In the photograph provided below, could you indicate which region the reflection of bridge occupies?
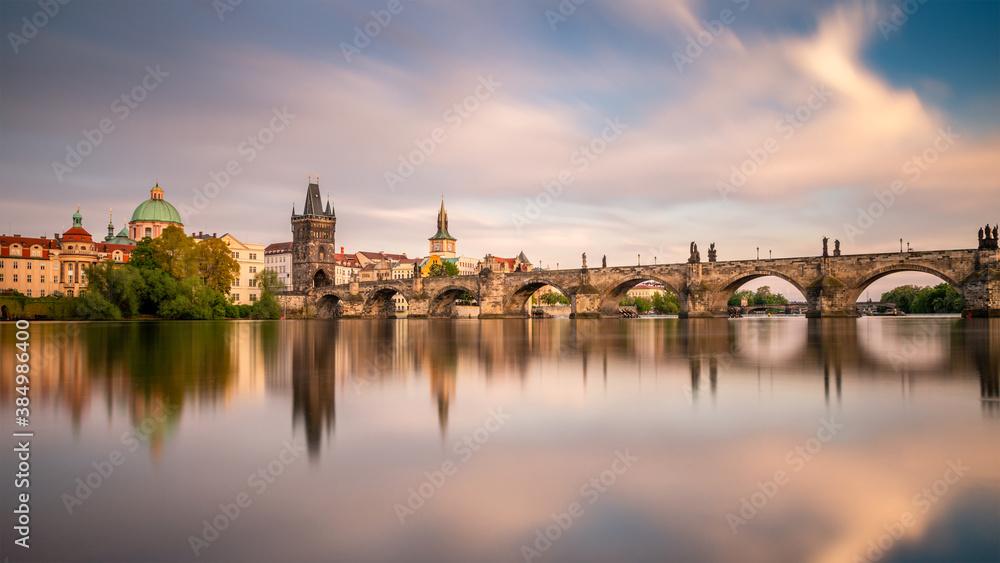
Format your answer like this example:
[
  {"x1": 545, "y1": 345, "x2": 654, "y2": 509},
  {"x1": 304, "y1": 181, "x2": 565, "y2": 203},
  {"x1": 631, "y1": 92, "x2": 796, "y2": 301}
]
[{"x1": 306, "y1": 245, "x2": 998, "y2": 318}]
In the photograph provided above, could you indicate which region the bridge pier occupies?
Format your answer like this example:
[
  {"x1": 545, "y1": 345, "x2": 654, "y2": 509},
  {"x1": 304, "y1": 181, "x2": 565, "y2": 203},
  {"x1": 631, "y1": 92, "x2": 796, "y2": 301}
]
[
  {"x1": 681, "y1": 282, "x2": 727, "y2": 318},
  {"x1": 570, "y1": 287, "x2": 604, "y2": 319},
  {"x1": 477, "y1": 268, "x2": 506, "y2": 319},
  {"x1": 805, "y1": 275, "x2": 858, "y2": 318},
  {"x1": 961, "y1": 249, "x2": 999, "y2": 317}
]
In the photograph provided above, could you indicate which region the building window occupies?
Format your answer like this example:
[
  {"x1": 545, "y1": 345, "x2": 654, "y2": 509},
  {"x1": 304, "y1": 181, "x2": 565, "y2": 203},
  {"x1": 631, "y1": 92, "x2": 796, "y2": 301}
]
[
  {"x1": 27, "y1": 275, "x2": 31, "y2": 283},
  {"x1": 27, "y1": 262, "x2": 32, "y2": 269},
  {"x1": 53, "y1": 275, "x2": 58, "y2": 283},
  {"x1": 0, "y1": 274, "x2": 3, "y2": 282},
  {"x1": 26, "y1": 289, "x2": 31, "y2": 297},
  {"x1": 233, "y1": 251, "x2": 240, "y2": 259},
  {"x1": 145, "y1": 227, "x2": 152, "y2": 238},
  {"x1": 13, "y1": 261, "x2": 18, "y2": 269},
  {"x1": 250, "y1": 294, "x2": 257, "y2": 302},
  {"x1": 249, "y1": 253, "x2": 257, "y2": 260},
  {"x1": 39, "y1": 290, "x2": 45, "y2": 297},
  {"x1": 0, "y1": 260, "x2": 4, "y2": 268},
  {"x1": 68, "y1": 290, "x2": 73, "y2": 297},
  {"x1": 12, "y1": 274, "x2": 17, "y2": 282},
  {"x1": 40, "y1": 264, "x2": 45, "y2": 270},
  {"x1": 233, "y1": 279, "x2": 239, "y2": 287},
  {"x1": 234, "y1": 295, "x2": 239, "y2": 302},
  {"x1": 40, "y1": 275, "x2": 45, "y2": 283}
]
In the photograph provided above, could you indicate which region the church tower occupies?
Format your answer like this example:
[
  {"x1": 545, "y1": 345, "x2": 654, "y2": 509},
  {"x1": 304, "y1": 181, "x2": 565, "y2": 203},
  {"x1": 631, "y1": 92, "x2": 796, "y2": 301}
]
[
  {"x1": 291, "y1": 178, "x2": 336, "y2": 291},
  {"x1": 428, "y1": 196, "x2": 457, "y2": 259}
]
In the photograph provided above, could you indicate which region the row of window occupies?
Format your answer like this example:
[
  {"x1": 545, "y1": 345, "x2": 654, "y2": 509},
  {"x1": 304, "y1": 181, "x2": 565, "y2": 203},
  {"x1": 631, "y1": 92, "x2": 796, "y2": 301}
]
[
  {"x1": 232, "y1": 294, "x2": 258, "y2": 303},
  {"x1": 0, "y1": 260, "x2": 49, "y2": 269},
  {"x1": 230, "y1": 251, "x2": 261, "y2": 260}
]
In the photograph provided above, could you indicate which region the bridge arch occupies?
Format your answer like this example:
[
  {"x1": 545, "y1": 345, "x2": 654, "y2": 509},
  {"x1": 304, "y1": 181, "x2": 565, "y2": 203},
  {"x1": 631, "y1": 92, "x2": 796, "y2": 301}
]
[
  {"x1": 506, "y1": 278, "x2": 573, "y2": 316},
  {"x1": 363, "y1": 284, "x2": 411, "y2": 318},
  {"x1": 845, "y1": 264, "x2": 962, "y2": 304},
  {"x1": 316, "y1": 293, "x2": 343, "y2": 318},
  {"x1": 599, "y1": 276, "x2": 685, "y2": 316},
  {"x1": 710, "y1": 270, "x2": 808, "y2": 310},
  {"x1": 313, "y1": 269, "x2": 332, "y2": 288},
  {"x1": 429, "y1": 284, "x2": 480, "y2": 317}
]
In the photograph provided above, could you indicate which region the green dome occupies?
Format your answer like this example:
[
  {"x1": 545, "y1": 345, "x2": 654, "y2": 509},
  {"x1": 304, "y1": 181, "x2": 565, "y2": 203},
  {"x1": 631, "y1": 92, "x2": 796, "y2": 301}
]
[{"x1": 131, "y1": 197, "x2": 182, "y2": 224}]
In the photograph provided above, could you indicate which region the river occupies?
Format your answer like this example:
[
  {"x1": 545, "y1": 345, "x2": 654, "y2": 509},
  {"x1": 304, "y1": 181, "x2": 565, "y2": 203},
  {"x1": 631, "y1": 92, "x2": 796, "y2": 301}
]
[{"x1": 1, "y1": 317, "x2": 998, "y2": 562}]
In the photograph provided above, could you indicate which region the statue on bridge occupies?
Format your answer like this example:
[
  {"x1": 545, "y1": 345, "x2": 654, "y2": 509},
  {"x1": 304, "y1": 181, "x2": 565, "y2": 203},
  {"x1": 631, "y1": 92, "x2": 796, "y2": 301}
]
[
  {"x1": 688, "y1": 242, "x2": 701, "y2": 264},
  {"x1": 822, "y1": 236, "x2": 829, "y2": 258},
  {"x1": 834, "y1": 239, "x2": 841, "y2": 256},
  {"x1": 582, "y1": 252, "x2": 587, "y2": 269},
  {"x1": 602, "y1": 255, "x2": 607, "y2": 268},
  {"x1": 980, "y1": 223, "x2": 1000, "y2": 250},
  {"x1": 708, "y1": 243, "x2": 717, "y2": 262}
]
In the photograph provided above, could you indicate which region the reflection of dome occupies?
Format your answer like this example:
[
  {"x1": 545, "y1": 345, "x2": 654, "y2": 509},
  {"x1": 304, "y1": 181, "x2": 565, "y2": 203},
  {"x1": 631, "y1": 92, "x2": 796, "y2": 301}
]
[{"x1": 131, "y1": 182, "x2": 182, "y2": 224}]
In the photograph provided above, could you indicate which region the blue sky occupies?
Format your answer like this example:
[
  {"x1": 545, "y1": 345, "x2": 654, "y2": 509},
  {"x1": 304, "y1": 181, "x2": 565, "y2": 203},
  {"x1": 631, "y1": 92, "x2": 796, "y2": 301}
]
[{"x1": 1, "y1": 0, "x2": 997, "y2": 297}]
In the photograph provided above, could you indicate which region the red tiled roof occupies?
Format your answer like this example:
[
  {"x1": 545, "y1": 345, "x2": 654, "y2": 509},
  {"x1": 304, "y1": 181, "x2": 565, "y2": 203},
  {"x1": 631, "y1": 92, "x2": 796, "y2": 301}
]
[
  {"x1": 0, "y1": 236, "x2": 58, "y2": 258},
  {"x1": 265, "y1": 242, "x2": 292, "y2": 253}
]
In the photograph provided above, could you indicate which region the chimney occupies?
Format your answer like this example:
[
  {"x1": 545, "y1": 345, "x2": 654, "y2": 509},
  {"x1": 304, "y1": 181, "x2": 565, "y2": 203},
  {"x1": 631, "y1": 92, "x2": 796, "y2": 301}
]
[
  {"x1": 341, "y1": 246, "x2": 344, "y2": 254},
  {"x1": 213, "y1": 233, "x2": 217, "y2": 238},
  {"x1": 199, "y1": 231, "x2": 203, "y2": 237}
]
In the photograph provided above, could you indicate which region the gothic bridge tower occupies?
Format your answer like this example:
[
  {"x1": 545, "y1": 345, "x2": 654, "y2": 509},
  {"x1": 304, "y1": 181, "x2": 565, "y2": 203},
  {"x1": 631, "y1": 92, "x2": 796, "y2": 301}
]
[{"x1": 291, "y1": 179, "x2": 336, "y2": 292}]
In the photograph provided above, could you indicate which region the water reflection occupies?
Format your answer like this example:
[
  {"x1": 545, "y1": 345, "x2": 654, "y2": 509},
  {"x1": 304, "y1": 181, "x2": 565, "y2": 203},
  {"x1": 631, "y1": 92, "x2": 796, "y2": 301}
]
[{"x1": 1, "y1": 317, "x2": 997, "y2": 562}]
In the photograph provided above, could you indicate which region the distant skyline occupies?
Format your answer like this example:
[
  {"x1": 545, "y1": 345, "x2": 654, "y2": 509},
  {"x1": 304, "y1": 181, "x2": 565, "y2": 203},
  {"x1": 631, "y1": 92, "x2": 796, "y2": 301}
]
[{"x1": 2, "y1": 0, "x2": 997, "y2": 298}]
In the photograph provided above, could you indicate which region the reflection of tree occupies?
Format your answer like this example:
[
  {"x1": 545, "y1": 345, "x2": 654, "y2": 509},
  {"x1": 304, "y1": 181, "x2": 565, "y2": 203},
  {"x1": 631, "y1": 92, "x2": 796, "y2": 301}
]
[{"x1": 291, "y1": 322, "x2": 337, "y2": 460}]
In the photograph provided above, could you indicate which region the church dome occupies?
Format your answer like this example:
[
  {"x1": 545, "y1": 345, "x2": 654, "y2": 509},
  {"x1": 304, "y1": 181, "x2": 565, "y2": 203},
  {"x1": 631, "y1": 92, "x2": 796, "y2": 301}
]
[{"x1": 131, "y1": 182, "x2": 183, "y2": 224}]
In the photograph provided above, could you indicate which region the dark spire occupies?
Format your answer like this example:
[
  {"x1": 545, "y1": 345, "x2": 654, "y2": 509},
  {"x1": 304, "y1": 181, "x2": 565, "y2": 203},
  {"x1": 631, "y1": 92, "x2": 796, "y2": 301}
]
[{"x1": 429, "y1": 195, "x2": 455, "y2": 241}]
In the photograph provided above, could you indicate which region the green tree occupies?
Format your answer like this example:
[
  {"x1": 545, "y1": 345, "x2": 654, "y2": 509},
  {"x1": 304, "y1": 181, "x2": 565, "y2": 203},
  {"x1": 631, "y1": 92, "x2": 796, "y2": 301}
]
[
  {"x1": 651, "y1": 290, "x2": 681, "y2": 314},
  {"x1": 196, "y1": 237, "x2": 240, "y2": 294},
  {"x1": 85, "y1": 261, "x2": 146, "y2": 317},
  {"x1": 540, "y1": 291, "x2": 570, "y2": 305},
  {"x1": 251, "y1": 269, "x2": 282, "y2": 319},
  {"x1": 428, "y1": 261, "x2": 459, "y2": 276},
  {"x1": 76, "y1": 290, "x2": 122, "y2": 320},
  {"x1": 150, "y1": 226, "x2": 199, "y2": 280}
]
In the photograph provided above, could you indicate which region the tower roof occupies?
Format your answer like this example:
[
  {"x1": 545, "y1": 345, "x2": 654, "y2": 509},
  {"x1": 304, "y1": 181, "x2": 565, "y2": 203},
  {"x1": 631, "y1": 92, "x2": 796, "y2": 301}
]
[
  {"x1": 131, "y1": 182, "x2": 183, "y2": 224},
  {"x1": 301, "y1": 181, "x2": 334, "y2": 217},
  {"x1": 429, "y1": 196, "x2": 456, "y2": 241}
]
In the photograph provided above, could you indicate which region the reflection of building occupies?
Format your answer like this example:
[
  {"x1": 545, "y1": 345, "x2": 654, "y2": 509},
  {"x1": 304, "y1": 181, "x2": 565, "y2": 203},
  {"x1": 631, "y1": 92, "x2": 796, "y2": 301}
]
[
  {"x1": 291, "y1": 179, "x2": 336, "y2": 291},
  {"x1": 129, "y1": 182, "x2": 184, "y2": 240},
  {"x1": 291, "y1": 323, "x2": 337, "y2": 459},
  {"x1": 264, "y1": 242, "x2": 293, "y2": 291}
]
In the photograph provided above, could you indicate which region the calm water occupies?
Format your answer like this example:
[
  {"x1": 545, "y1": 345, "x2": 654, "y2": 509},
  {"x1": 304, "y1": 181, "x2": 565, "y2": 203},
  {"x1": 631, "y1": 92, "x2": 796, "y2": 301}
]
[{"x1": 2, "y1": 318, "x2": 998, "y2": 563}]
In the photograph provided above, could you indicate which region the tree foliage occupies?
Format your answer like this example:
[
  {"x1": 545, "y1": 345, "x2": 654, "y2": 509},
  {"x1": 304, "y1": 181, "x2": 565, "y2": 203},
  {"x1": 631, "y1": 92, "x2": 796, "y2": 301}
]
[
  {"x1": 428, "y1": 261, "x2": 460, "y2": 276},
  {"x1": 197, "y1": 237, "x2": 241, "y2": 294},
  {"x1": 539, "y1": 291, "x2": 570, "y2": 305},
  {"x1": 881, "y1": 283, "x2": 962, "y2": 314},
  {"x1": 251, "y1": 269, "x2": 282, "y2": 319},
  {"x1": 728, "y1": 286, "x2": 789, "y2": 307}
]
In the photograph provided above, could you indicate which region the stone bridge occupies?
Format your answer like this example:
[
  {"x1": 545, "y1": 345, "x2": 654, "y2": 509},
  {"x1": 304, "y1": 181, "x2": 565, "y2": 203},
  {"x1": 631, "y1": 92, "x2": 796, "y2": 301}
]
[{"x1": 308, "y1": 246, "x2": 998, "y2": 318}]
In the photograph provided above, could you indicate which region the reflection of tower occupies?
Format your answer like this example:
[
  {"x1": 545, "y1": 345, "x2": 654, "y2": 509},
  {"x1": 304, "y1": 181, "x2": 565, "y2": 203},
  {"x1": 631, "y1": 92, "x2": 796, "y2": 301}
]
[
  {"x1": 292, "y1": 322, "x2": 337, "y2": 459},
  {"x1": 427, "y1": 321, "x2": 458, "y2": 437}
]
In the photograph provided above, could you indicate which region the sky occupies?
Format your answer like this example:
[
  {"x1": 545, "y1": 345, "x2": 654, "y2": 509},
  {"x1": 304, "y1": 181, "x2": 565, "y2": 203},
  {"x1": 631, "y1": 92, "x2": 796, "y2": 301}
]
[{"x1": 1, "y1": 0, "x2": 998, "y2": 299}]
